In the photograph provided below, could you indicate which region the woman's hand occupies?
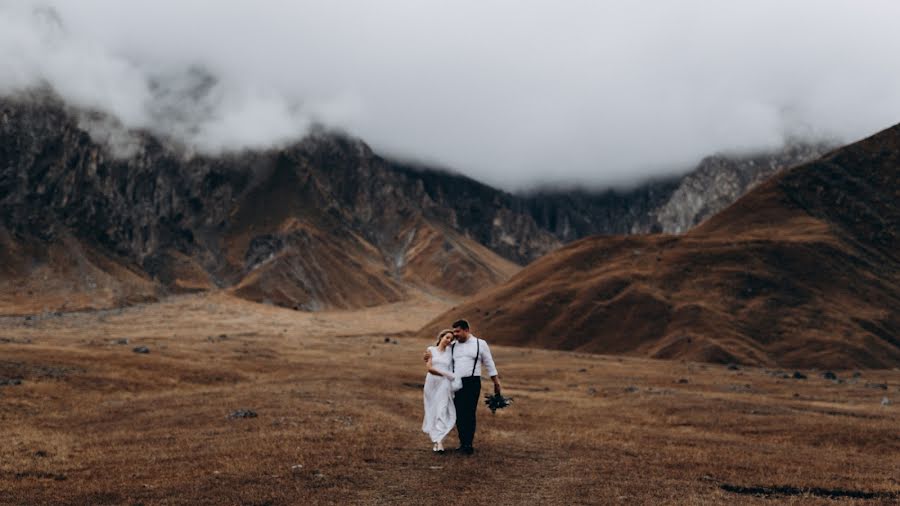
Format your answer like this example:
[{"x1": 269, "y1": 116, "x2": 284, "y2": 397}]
[{"x1": 444, "y1": 371, "x2": 456, "y2": 381}]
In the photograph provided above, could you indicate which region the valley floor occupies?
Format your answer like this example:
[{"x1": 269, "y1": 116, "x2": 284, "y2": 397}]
[{"x1": 0, "y1": 293, "x2": 898, "y2": 505}]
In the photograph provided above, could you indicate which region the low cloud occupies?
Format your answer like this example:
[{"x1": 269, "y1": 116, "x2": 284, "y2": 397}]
[{"x1": 3, "y1": 0, "x2": 900, "y2": 190}]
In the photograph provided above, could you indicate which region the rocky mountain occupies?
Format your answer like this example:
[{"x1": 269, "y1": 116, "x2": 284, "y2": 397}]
[
  {"x1": 424, "y1": 122, "x2": 900, "y2": 369},
  {"x1": 652, "y1": 142, "x2": 833, "y2": 233},
  {"x1": 0, "y1": 91, "x2": 834, "y2": 315},
  {"x1": 0, "y1": 93, "x2": 529, "y2": 314},
  {"x1": 521, "y1": 142, "x2": 832, "y2": 240}
]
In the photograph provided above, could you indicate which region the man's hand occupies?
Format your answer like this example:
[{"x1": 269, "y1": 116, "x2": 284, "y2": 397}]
[
  {"x1": 492, "y1": 376, "x2": 502, "y2": 395},
  {"x1": 422, "y1": 349, "x2": 432, "y2": 363}
]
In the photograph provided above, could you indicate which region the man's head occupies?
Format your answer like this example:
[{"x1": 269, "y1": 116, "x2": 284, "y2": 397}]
[{"x1": 451, "y1": 319, "x2": 470, "y2": 341}]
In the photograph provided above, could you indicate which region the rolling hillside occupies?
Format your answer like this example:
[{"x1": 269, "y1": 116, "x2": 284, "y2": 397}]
[{"x1": 425, "y1": 123, "x2": 900, "y2": 368}]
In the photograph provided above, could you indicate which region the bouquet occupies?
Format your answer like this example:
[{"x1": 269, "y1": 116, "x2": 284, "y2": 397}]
[{"x1": 484, "y1": 393, "x2": 513, "y2": 414}]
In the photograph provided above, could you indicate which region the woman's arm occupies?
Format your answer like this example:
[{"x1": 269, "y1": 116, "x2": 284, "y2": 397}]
[{"x1": 425, "y1": 351, "x2": 454, "y2": 379}]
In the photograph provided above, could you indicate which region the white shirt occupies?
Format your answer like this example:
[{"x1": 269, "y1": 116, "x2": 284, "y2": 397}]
[{"x1": 451, "y1": 334, "x2": 498, "y2": 378}]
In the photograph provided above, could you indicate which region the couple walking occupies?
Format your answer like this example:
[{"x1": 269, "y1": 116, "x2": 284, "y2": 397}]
[{"x1": 422, "y1": 319, "x2": 502, "y2": 454}]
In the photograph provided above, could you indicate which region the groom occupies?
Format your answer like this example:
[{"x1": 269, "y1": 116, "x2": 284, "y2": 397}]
[{"x1": 426, "y1": 319, "x2": 502, "y2": 455}]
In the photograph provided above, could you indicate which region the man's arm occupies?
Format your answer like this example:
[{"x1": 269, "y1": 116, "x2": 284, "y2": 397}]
[{"x1": 481, "y1": 341, "x2": 502, "y2": 395}]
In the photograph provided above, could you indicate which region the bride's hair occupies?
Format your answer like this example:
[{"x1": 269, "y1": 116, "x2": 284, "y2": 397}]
[{"x1": 435, "y1": 329, "x2": 454, "y2": 346}]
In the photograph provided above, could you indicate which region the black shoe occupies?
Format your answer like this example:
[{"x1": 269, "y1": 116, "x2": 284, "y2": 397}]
[{"x1": 456, "y1": 446, "x2": 474, "y2": 455}]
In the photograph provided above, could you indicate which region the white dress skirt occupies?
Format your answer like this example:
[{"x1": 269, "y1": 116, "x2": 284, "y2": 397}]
[{"x1": 422, "y1": 346, "x2": 460, "y2": 443}]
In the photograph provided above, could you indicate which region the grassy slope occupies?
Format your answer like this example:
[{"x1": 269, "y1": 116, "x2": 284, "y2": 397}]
[{"x1": 423, "y1": 124, "x2": 900, "y2": 369}]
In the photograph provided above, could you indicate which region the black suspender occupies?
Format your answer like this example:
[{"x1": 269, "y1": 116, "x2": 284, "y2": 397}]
[{"x1": 451, "y1": 343, "x2": 455, "y2": 373}]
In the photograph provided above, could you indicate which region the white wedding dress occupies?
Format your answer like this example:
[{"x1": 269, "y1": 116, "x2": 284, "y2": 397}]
[{"x1": 422, "y1": 345, "x2": 460, "y2": 443}]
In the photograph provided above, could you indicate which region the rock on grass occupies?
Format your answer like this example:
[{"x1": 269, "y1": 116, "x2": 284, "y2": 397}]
[{"x1": 228, "y1": 409, "x2": 258, "y2": 419}]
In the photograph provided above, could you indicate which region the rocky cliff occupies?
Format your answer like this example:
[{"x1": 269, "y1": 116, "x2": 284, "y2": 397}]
[
  {"x1": 521, "y1": 142, "x2": 831, "y2": 241},
  {"x1": 0, "y1": 93, "x2": 529, "y2": 313},
  {"x1": 653, "y1": 142, "x2": 833, "y2": 233}
]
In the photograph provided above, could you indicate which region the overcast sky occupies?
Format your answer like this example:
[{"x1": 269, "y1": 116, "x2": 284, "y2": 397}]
[{"x1": 2, "y1": 1, "x2": 900, "y2": 190}]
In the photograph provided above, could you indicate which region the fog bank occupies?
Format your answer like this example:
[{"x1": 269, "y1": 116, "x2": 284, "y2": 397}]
[{"x1": 3, "y1": 0, "x2": 900, "y2": 189}]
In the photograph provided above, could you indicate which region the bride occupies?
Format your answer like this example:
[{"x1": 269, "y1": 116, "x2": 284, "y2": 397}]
[{"x1": 422, "y1": 329, "x2": 461, "y2": 452}]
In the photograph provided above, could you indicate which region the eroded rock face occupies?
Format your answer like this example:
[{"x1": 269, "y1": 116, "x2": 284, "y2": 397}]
[
  {"x1": 519, "y1": 142, "x2": 831, "y2": 241},
  {"x1": 0, "y1": 94, "x2": 532, "y2": 310},
  {"x1": 0, "y1": 94, "x2": 255, "y2": 282},
  {"x1": 654, "y1": 143, "x2": 832, "y2": 233},
  {"x1": 522, "y1": 180, "x2": 681, "y2": 240}
]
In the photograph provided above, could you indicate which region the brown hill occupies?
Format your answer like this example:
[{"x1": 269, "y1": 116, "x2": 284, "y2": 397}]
[
  {"x1": 223, "y1": 158, "x2": 518, "y2": 309},
  {"x1": 424, "y1": 123, "x2": 900, "y2": 369},
  {"x1": 0, "y1": 227, "x2": 159, "y2": 315}
]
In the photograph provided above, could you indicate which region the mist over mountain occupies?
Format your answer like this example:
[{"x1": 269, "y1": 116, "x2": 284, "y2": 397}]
[{"x1": 3, "y1": 1, "x2": 899, "y2": 190}]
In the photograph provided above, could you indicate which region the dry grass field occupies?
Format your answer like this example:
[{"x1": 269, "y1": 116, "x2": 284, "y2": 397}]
[{"x1": 1, "y1": 292, "x2": 898, "y2": 505}]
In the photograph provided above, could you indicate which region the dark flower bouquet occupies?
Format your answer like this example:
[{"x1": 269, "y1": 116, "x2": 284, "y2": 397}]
[{"x1": 484, "y1": 393, "x2": 513, "y2": 414}]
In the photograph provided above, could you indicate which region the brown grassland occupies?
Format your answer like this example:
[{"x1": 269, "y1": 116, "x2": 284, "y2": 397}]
[{"x1": 1, "y1": 292, "x2": 898, "y2": 505}]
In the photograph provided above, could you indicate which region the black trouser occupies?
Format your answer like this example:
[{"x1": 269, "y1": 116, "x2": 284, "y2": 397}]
[{"x1": 454, "y1": 376, "x2": 481, "y2": 448}]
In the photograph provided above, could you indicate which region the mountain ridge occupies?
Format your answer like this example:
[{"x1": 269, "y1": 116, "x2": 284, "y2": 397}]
[
  {"x1": 0, "y1": 92, "x2": 835, "y2": 317},
  {"x1": 0, "y1": 94, "x2": 525, "y2": 313}
]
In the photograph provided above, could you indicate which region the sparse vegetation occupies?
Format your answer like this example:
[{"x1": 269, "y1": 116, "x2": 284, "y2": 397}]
[{"x1": 1, "y1": 293, "x2": 897, "y2": 504}]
